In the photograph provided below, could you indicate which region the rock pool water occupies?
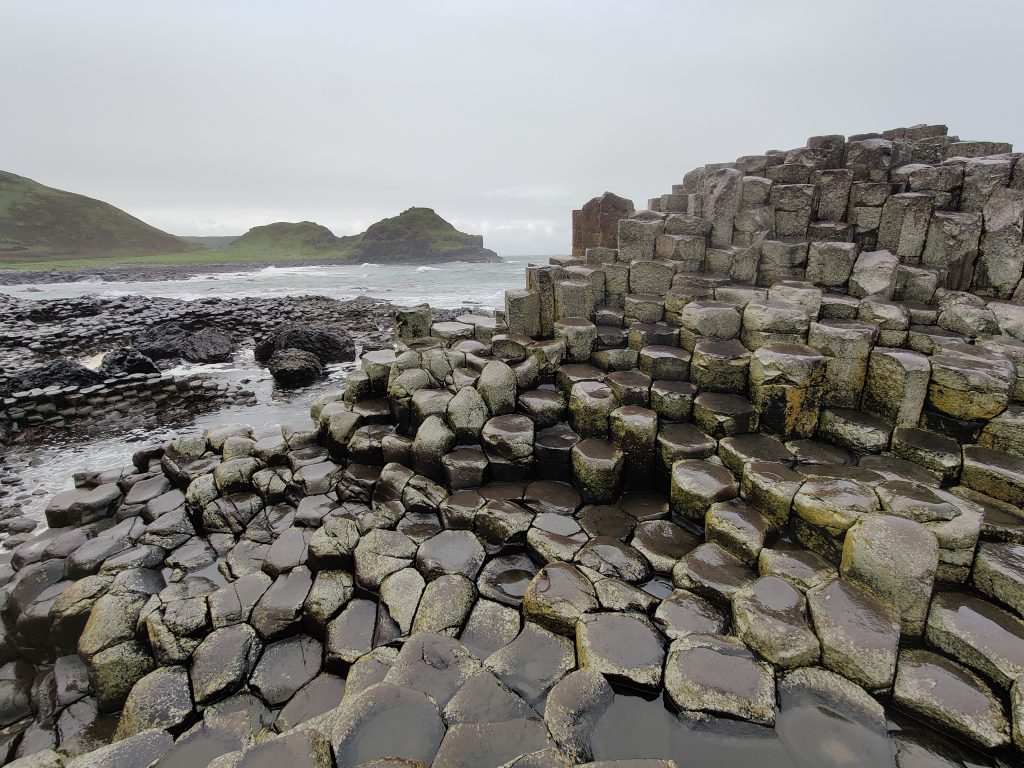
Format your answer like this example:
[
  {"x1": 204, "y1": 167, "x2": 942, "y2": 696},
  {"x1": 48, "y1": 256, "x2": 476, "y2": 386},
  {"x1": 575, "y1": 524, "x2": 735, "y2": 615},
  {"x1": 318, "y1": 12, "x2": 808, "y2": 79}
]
[{"x1": 3, "y1": 348, "x2": 356, "y2": 525}]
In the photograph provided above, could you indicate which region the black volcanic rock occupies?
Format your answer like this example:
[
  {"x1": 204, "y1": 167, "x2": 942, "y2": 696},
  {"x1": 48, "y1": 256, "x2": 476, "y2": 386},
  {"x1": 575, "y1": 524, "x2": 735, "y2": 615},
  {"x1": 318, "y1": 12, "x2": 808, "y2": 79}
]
[
  {"x1": 8, "y1": 358, "x2": 103, "y2": 393},
  {"x1": 136, "y1": 322, "x2": 233, "y2": 363},
  {"x1": 181, "y1": 327, "x2": 233, "y2": 363},
  {"x1": 268, "y1": 352, "x2": 319, "y2": 391},
  {"x1": 98, "y1": 347, "x2": 160, "y2": 377},
  {"x1": 255, "y1": 323, "x2": 355, "y2": 365},
  {"x1": 135, "y1": 323, "x2": 191, "y2": 360}
]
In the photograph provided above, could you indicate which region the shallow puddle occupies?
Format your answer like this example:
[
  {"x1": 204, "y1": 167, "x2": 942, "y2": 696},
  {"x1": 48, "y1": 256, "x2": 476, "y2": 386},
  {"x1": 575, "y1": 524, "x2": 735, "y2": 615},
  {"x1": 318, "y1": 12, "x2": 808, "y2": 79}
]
[{"x1": 589, "y1": 687, "x2": 1017, "y2": 768}]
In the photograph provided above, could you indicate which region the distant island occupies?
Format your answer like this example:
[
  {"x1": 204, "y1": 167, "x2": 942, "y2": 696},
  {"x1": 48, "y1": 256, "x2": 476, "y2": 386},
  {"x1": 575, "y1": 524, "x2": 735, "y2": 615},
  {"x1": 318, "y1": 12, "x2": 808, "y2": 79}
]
[{"x1": 0, "y1": 170, "x2": 501, "y2": 270}]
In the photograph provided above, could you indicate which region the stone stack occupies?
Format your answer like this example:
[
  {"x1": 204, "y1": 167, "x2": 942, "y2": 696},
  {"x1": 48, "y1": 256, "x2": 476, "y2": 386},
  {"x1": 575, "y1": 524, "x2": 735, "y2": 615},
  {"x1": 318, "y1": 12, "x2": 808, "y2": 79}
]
[{"x1": 1, "y1": 124, "x2": 1024, "y2": 766}]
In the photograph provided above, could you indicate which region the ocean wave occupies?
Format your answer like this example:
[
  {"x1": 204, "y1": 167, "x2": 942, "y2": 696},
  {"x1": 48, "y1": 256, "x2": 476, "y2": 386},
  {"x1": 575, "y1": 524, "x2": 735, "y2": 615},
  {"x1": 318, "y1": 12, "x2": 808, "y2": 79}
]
[
  {"x1": 360, "y1": 263, "x2": 379, "y2": 268},
  {"x1": 415, "y1": 265, "x2": 442, "y2": 272},
  {"x1": 185, "y1": 270, "x2": 254, "y2": 283},
  {"x1": 255, "y1": 265, "x2": 324, "y2": 275}
]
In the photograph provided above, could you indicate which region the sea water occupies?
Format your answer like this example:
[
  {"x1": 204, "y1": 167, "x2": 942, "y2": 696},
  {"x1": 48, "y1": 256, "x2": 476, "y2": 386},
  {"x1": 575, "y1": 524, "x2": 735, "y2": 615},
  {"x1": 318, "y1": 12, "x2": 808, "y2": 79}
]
[{"x1": 0, "y1": 258, "x2": 531, "y2": 307}]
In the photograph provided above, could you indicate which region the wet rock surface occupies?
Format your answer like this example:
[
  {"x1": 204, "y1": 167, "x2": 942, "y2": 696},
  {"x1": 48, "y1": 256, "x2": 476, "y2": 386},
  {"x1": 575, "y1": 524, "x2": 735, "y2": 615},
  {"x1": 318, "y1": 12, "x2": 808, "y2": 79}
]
[{"x1": 4, "y1": 123, "x2": 1024, "y2": 766}]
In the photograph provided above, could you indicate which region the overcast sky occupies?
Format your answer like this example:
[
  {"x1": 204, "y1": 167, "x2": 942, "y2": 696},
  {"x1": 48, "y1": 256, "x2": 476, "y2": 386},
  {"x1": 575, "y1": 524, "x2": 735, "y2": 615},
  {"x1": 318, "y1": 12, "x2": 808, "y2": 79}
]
[{"x1": 3, "y1": 1, "x2": 1022, "y2": 255}]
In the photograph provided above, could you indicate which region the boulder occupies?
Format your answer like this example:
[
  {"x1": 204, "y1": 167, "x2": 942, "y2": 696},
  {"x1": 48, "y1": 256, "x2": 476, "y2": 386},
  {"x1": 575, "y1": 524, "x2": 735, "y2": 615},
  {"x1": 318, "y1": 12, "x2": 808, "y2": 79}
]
[
  {"x1": 268, "y1": 349, "x2": 324, "y2": 387},
  {"x1": 136, "y1": 322, "x2": 232, "y2": 362},
  {"x1": 255, "y1": 322, "x2": 355, "y2": 364},
  {"x1": 181, "y1": 327, "x2": 233, "y2": 363},
  {"x1": 98, "y1": 347, "x2": 160, "y2": 377}
]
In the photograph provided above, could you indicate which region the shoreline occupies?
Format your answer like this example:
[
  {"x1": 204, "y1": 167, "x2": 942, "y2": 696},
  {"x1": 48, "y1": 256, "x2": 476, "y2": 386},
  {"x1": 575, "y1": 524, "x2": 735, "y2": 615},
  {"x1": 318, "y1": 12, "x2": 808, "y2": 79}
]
[{"x1": 0, "y1": 252, "x2": 508, "y2": 286}]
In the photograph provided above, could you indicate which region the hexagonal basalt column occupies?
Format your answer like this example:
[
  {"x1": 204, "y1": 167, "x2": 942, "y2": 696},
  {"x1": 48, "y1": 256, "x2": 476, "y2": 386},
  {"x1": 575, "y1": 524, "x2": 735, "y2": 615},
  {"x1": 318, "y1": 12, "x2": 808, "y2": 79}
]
[
  {"x1": 618, "y1": 216, "x2": 664, "y2": 262},
  {"x1": 609, "y1": 406, "x2": 658, "y2": 490},
  {"x1": 768, "y1": 281, "x2": 822, "y2": 319},
  {"x1": 554, "y1": 280, "x2": 595, "y2": 321},
  {"x1": 669, "y1": 459, "x2": 739, "y2": 524},
  {"x1": 749, "y1": 343, "x2": 827, "y2": 440},
  {"x1": 481, "y1": 415, "x2": 535, "y2": 481},
  {"x1": 742, "y1": 300, "x2": 811, "y2": 350},
  {"x1": 840, "y1": 514, "x2": 938, "y2": 637},
  {"x1": 568, "y1": 381, "x2": 615, "y2": 439},
  {"x1": 805, "y1": 241, "x2": 859, "y2": 291},
  {"x1": 623, "y1": 293, "x2": 665, "y2": 324},
  {"x1": 554, "y1": 318, "x2": 598, "y2": 364},
  {"x1": 679, "y1": 301, "x2": 742, "y2": 352},
  {"x1": 650, "y1": 380, "x2": 696, "y2": 422},
  {"x1": 807, "y1": 320, "x2": 876, "y2": 409},
  {"x1": 605, "y1": 370, "x2": 652, "y2": 407},
  {"x1": 690, "y1": 339, "x2": 750, "y2": 395},
  {"x1": 393, "y1": 304, "x2": 433, "y2": 344},
  {"x1": 504, "y1": 289, "x2": 541, "y2": 338},
  {"x1": 928, "y1": 352, "x2": 1014, "y2": 422},
  {"x1": 861, "y1": 348, "x2": 929, "y2": 428},
  {"x1": 571, "y1": 438, "x2": 625, "y2": 504},
  {"x1": 638, "y1": 345, "x2": 690, "y2": 381},
  {"x1": 629, "y1": 259, "x2": 674, "y2": 295}
]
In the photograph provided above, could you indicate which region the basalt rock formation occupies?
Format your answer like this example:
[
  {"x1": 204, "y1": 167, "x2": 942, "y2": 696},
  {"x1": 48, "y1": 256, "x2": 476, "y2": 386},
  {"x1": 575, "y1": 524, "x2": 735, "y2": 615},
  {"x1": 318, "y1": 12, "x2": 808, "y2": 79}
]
[{"x1": 1, "y1": 125, "x2": 1024, "y2": 767}]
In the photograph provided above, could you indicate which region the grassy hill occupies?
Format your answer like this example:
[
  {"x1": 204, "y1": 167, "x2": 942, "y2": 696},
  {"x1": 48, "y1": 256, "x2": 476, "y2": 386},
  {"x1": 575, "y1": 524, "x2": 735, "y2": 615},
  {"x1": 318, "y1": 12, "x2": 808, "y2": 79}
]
[
  {"x1": 354, "y1": 207, "x2": 494, "y2": 262},
  {"x1": 220, "y1": 221, "x2": 355, "y2": 259},
  {"x1": 0, "y1": 171, "x2": 501, "y2": 270},
  {"x1": 0, "y1": 171, "x2": 199, "y2": 261},
  {"x1": 210, "y1": 207, "x2": 500, "y2": 265}
]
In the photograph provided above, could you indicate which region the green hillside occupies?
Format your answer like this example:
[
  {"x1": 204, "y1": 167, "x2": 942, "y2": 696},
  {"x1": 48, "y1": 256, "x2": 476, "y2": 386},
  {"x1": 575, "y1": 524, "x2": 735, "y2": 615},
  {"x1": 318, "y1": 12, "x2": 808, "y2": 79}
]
[
  {"x1": 0, "y1": 178, "x2": 501, "y2": 269},
  {"x1": 213, "y1": 207, "x2": 500, "y2": 264},
  {"x1": 0, "y1": 171, "x2": 199, "y2": 261},
  {"x1": 221, "y1": 221, "x2": 354, "y2": 259},
  {"x1": 354, "y1": 207, "x2": 494, "y2": 262}
]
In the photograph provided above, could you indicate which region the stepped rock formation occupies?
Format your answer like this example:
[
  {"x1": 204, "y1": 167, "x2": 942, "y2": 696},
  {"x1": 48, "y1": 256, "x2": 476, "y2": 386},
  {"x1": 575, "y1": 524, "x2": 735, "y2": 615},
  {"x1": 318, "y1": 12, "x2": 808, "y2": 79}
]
[
  {"x1": 3, "y1": 124, "x2": 1024, "y2": 766},
  {"x1": 571, "y1": 191, "x2": 635, "y2": 258}
]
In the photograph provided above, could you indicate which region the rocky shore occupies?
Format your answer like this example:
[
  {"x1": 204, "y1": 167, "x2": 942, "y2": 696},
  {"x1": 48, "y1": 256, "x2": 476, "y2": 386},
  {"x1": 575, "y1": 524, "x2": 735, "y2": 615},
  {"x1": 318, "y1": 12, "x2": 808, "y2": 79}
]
[
  {"x1": 2, "y1": 123, "x2": 1024, "y2": 767},
  {"x1": 0, "y1": 291, "x2": 414, "y2": 401}
]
